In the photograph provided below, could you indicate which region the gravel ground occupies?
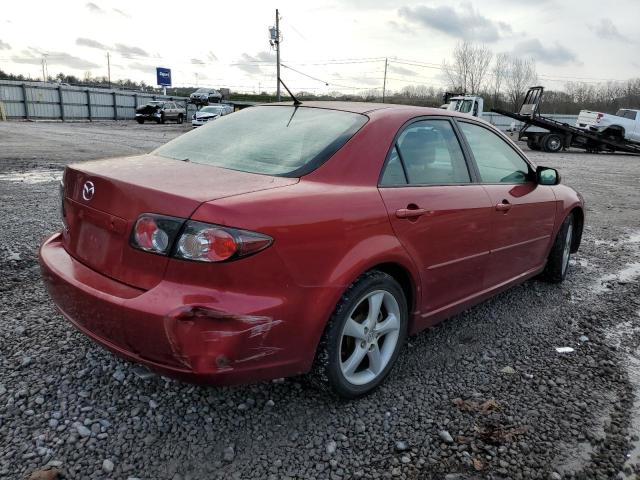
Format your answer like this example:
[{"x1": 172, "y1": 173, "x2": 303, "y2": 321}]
[{"x1": 0, "y1": 121, "x2": 639, "y2": 480}]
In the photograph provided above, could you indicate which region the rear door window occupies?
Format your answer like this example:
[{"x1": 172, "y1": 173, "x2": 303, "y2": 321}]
[
  {"x1": 381, "y1": 119, "x2": 471, "y2": 185},
  {"x1": 458, "y1": 122, "x2": 531, "y2": 184},
  {"x1": 379, "y1": 147, "x2": 407, "y2": 185}
]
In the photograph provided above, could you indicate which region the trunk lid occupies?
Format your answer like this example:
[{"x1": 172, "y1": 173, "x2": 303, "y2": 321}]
[{"x1": 62, "y1": 154, "x2": 297, "y2": 289}]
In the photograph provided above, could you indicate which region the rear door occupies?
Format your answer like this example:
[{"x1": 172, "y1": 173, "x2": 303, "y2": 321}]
[
  {"x1": 456, "y1": 120, "x2": 556, "y2": 288},
  {"x1": 378, "y1": 118, "x2": 493, "y2": 316}
]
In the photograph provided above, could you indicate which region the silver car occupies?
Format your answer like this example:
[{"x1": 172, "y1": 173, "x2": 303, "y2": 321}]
[
  {"x1": 191, "y1": 105, "x2": 233, "y2": 127},
  {"x1": 135, "y1": 101, "x2": 185, "y2": 124}
]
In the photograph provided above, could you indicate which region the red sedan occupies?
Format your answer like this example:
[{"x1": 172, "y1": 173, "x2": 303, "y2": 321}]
[{"x1": 40, "y1": 102, "x2": 584, "y2": 398}]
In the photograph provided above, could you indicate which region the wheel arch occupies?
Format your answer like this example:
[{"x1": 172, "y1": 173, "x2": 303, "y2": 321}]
[
  {"x1": 603, "y1": 125, "x2": 625, "y2": 139},
  {"x1": 569, "y1": 206, "x2": 584, "y2": 253},
  {"x1": 366, "y1": 262, "x2": 417, "y2": 318}
]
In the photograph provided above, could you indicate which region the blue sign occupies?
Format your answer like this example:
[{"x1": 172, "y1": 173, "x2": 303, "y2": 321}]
[{"x1": 156, "y1": 67, "x2": 171, "y2": 87}]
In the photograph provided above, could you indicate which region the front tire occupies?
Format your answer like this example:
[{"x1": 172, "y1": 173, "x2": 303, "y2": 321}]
[
  {"x1": 136, "y1": 118, "x2": 144, "y2": 124},
  {"x1": 541, "y1": 214, "x2": 574, "y2": 283},
  {"x1": 311, "y1": 271, "x2": 408, "y2": 398},
  {"x1": 177, "y1": 114, "x2": 184, "y2": 124}
]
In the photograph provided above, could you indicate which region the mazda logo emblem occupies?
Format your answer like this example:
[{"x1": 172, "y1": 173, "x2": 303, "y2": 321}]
[{"x1": 82, "y1": 181, "x2": 95, "y2": 201}]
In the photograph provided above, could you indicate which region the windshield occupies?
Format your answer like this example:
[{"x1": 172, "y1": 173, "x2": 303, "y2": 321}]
[
  {"x1": 201, "y1": 106, "x2": 223, "y2": 113},
  {"x1": 458, "y1": 100, "x2": 474, "y2": 113},
  {"x1": 616, "y1": 109, "x2": 637, "y2": 120},
  {"x1": 155, "y1": 106, "x2": 368, "y2": 176}
]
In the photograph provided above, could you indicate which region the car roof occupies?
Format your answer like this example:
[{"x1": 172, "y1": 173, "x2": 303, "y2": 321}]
[{"x1": 263, "y1": 100, "x2": 465, "y2": 117}]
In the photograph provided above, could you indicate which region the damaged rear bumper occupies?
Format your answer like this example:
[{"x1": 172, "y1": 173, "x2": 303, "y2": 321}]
[{"x1": 38, "y1": 233, "x2": 306, "y2": 385}]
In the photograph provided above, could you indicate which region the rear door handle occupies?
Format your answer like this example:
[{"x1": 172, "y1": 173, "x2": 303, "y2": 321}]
[
  {"x1": 495, "y1": 200, "x2": 512, "y2": 212},
  {"x1": 396, "y1": 207, "x2": 428, "y2": 219}
]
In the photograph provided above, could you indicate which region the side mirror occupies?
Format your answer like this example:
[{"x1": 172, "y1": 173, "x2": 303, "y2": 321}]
[{"x1": 537, "y1": 166, "x2": 560, "y2": 185}]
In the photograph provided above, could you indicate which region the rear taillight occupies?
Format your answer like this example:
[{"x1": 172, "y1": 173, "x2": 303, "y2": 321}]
[
  {"x1": 596, "y1": 113, "x2": 604, "y2": 123},
  {"x1": 130, "y1": 214, "x2": 272, "y2": 262},
  {"x1": 130, "y1": 214, "x2": 184, "y2": 255},
  {"x1": 174, "y1": 221, "x2": 272, "y2": 262}
]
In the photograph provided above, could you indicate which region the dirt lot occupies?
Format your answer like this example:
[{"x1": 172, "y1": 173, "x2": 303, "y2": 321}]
[{"x1": 1, "y1": 121, "x2": 639, "y2": 480}]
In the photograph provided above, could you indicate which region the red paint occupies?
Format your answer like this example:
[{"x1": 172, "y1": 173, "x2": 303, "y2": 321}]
[{"x1": 39, "y1": 103, "x2": 584, "y2": 386}]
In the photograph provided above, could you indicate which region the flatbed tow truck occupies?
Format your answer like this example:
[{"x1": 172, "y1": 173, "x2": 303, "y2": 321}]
[{"x1": 491, "y1": 86, "x2": 640, "y2": 155}]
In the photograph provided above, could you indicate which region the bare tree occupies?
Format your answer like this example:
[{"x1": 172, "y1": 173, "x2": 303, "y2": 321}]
[
  {"x1": 504, "y1": 56, "x2": 537, "y2": 110},
  {"x1": 491, "y1": 53, "x2": 509, "y2": 107},
  {"x1": 442, "y1": 41, "x2": 493, "y2": 94}
]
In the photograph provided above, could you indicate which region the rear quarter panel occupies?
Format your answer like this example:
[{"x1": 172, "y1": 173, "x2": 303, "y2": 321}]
[
  {"x1": 184, "y1": 113, "x2": 426, "y2": 366},
  {"x1": 189, "y1": 181, "x2": 420, "y2": 360}
]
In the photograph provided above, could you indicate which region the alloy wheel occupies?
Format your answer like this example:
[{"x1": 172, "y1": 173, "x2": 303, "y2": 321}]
[{"x1": 339, "y1": 290, "x2": 401, "y2": 385}]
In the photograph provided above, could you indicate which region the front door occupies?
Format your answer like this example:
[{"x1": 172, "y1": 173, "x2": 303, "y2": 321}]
[
  {"x1": 378, "y1": 119, "x2": 493, "y2": 318},
  {"x1": 456, "y1": 121, "x2": 557, "y2": 288}
]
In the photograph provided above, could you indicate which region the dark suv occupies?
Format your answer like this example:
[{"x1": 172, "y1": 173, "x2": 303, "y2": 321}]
[
  {"x1": 135, "y1": 101, "x2": 185, "y2": 124},
  {"x1": 189, "y1": 88, "x2": 223, "y2": 106}
]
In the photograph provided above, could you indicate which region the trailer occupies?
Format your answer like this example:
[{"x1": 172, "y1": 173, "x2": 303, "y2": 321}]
[{"x1": 491, "y1": 86, "x2": 640, "y2": 155}]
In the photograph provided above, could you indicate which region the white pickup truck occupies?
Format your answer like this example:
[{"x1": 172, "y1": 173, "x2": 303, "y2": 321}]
[
  {"x1": 575, "y1": 108, "x2": 640, "y2": 143},
  {"x1": 445, "y1": 95, "x2": 484, "y2": 117}
]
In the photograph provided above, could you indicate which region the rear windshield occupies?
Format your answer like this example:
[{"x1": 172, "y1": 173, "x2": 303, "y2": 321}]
[
  {"x1": 615, "y1": 109, "x2": 637, "y2": 120},
  {"x1": 154, "y1": 105, "x2": 368, "y2": 176}
]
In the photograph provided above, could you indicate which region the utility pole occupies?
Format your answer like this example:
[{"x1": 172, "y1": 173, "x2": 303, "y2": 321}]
[
  {"x1": 382, "y1": 58, "x2": 388, "y2": 103},
  {"x1": 269, "y1": 10, "x2": 282, "y2": 101},
  {"x1": 41, "y1": 58, "x2": 46, "y2": 83},
  {"x1": 106, "y1": 52, "x2": 111, "y2": 89},
  {"x1": 275, "y1": 9, "x2": 281, "y2": 101}
]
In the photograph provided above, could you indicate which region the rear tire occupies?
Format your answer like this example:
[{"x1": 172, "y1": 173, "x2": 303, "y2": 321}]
[
  {"x1": 541, "y1": 214, "x2": 574, "y2": 283},
  {"x1": 543, "y1": 133, "x2": 564, "y2": 153},
  {"x1": 136, "y1": 118, "x2": 144, "y2": 124},
  {"x1": 604, "y1": 127, "x2": 624, "y2": 142},
  {"x1": 310, "y1": 271, "x2": 408, "y2": 398}
]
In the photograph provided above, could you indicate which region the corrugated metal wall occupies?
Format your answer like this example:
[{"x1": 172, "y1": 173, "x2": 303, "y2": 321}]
[
  {"x1": 0, "y1": 80, "x2": 197, "y2": 121},
  {"x1": 0, "y1": 80, "x2": 578, "y2": 129}
]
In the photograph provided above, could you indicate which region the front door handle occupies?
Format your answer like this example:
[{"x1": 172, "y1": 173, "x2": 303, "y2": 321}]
[
  {"x1": 396, "y1": 207, "x2": 428, "y2": 219},
  {"x1": 495, "y1": 200, "x2": 512, "y2": 212}
]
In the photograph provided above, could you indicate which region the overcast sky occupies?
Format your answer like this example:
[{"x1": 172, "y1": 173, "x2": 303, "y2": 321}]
[{"x1": 1, "y1": 0, "x2": 638, "y2": 94}]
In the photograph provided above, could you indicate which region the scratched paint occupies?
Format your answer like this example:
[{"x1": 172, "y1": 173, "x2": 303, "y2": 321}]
[{"x1": 162, "y1": 304, "x2": 283, "y2": 372}]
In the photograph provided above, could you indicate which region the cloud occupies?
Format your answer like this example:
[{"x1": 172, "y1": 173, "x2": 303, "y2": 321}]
[
  {"x1": 388, "y1": 64, "x2": 417, "y2": 76},
  {"x1": 114, "y1": 43, "x2": 149, "y2": 58},
  {"x1": 129, "y1": 62, "x2": 156, "y2": 73},
  {"x1": 589, "y1": 18, "x2": 627, "y2": 41},
  {"x1": 513, "y1": 39, "x2": 579, "y2": 66},
  {"x1": 207, "y1": 51, "x2": 218, "y2": 62},
  {"x1": 398, "y1": 4, "x2": 510, "y2": 42},
  {"x1": 0, "y1": 39, "x2": 10, "y2": 50},
  {"x1": 12, "y1": 50, "x2": 100, "y2": 69},
  {"x1": 76, "y1": 37, "x2": 107, "y2": 50},
  {"x1": 234, "y1": 51, "x2": 273, "y2": 75},
  {"x1": 85, "y1": 2, "x2": 103, "y2": 13},
  {"x1": 191, "y1": 58, "x2": 205, "y2": 65},
  {"x1": 112, "y1": 8, "x2": 130, "y2": 18}
]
